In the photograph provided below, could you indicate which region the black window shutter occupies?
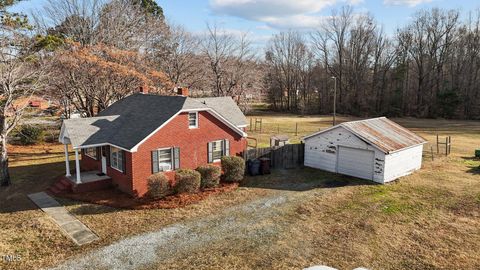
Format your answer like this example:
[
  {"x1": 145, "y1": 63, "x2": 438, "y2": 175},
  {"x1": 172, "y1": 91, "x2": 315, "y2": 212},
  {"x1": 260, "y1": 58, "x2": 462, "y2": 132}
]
[
  {"x1": 96, "y1": 147, "x2": 101, "y2": 160},
  {"x1": 152, "y1": 150, "x2": 159, "y2": 173},
  {"x1": 173, "y1": 147, "x2": 180, "y2": 170},
  {"x1": 223, "y1": 139, "x2": 230, "y2": 156},
  {"x1": 122, "y1": 151, "x2": 126, "y2": 174},
  {"x1": 105, "y1": 147, "x2": 110, "y2": 166},
  {"x1": 207, "y1": 142, "x2": 213, "y2": 163}
]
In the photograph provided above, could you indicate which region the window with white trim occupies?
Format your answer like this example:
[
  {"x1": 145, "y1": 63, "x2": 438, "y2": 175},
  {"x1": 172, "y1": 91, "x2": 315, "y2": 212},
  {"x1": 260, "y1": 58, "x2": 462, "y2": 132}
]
[
  {"x1": 152, "y1": 147, "x2": 180, "y2": 173},
  {"x1": 85, "y1": 147, "x2": 97, "y2": 159},
  {"x1": 212, "y1": 140, "x2": 223, "y2": 162},
  {"x1": 158, "y1": 148, "x2": 173, "y2": 171},
  {"x1": 110, "y1": 146, "x2": 124, "y2": 172},
  {"x1": 188, "y1": 112, "x2": 198, "y2": 128},
  {"x1": 208, "y1": 139, "x2": 230, "y2": 163}
]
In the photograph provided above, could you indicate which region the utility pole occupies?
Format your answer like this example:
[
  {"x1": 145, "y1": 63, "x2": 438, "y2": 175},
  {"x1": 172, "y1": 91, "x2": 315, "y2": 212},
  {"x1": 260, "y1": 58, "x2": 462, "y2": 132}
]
[{"x1": 331, "y1": 76, "x2": 337, "y2": 126}]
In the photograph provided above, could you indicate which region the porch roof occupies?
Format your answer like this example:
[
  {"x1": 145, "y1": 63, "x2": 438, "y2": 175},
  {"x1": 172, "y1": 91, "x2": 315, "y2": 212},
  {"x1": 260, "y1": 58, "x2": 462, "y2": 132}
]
[{"x1": 59, "y1": 115, "x2": 121, "y2": 149}]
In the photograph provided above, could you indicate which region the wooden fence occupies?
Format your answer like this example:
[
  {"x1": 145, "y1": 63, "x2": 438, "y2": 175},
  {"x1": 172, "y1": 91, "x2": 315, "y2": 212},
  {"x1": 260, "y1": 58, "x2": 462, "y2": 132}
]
[{"x1": 243, "y1": 143, "x2": 305, "y2": 169}]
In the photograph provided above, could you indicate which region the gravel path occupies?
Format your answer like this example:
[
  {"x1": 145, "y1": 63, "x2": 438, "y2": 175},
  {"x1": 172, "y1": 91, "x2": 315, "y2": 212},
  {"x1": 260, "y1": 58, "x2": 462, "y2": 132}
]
[{"x1": 48, "y1": 189, "x2": 315, "y2": 270}]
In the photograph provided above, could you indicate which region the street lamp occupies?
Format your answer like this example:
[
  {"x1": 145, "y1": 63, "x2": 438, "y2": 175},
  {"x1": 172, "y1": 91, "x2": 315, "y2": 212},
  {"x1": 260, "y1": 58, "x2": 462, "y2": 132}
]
[{"x1": 331, "y1": 76, "x2": 337, "y2": 126}]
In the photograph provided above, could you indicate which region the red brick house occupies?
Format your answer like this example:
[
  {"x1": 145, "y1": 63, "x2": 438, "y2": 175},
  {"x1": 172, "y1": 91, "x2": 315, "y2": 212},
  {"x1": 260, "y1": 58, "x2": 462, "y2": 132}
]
[{"x1": 58, "y1": 89, "x2": 247, "y2": 197}]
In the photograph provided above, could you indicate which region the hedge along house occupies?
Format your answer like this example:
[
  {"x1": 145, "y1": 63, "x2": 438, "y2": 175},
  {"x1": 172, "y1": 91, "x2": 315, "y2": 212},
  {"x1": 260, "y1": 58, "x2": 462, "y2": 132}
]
[
  {"x1": 58, "y1": 88, "x2": 248, "y2": 196},
  {"x1": 303, "y1": 117, "x2": 427, "y2": 183}
]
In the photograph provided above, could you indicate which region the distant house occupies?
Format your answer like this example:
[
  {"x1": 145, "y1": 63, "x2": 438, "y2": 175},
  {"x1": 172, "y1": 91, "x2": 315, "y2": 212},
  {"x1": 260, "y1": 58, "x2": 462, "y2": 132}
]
[
  {"x1": 303, "y1": 117, "x2": 427, "y2": 183},
  {"x1": 58, "y1": 88, "x2": 248, "y2": 197}
]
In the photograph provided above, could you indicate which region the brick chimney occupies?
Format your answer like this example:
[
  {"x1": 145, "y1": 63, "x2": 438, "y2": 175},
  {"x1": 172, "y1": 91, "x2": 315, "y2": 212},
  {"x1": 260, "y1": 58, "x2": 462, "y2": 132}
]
[
  {"x1": 176, "y1": 87, "x2": 189, "y2": 97},
  {"x1": 232, "y1": 95, "x2": 240, "y2": 104},
  {"x1": 139, "y1": 85, "x2": 148, "y2": 94}
]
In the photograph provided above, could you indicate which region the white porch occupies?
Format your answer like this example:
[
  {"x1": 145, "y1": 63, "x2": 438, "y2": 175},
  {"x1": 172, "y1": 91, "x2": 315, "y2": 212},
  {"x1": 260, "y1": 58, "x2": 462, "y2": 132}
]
[
  {"x1": 66, "y1": 170, "x2": 110, "y2": 184},
  {"x1": 62, "y1": 143, "x2": 85, "y2": 184}
]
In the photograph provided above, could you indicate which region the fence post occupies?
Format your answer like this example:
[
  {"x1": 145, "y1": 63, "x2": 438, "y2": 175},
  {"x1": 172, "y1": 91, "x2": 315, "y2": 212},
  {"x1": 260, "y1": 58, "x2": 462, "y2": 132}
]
[
  {"x1": 430, "y1": 146, "x2": 434, "y2": 161},
  {"x1": 277, "y1": 124, "x2": 279, "y2": 134},
  {"x1": 295, "y1": 122, "x2": 298, "y2": 136},
  {"x1": 448, "y1": 136, "x2": 452, "y2": 155},
  {"x1": 445, "y1": 137, "x2": 448, "y2": 156},
  {"x1": 436, "y1": 134, "x2": 439, "y2": 154}
]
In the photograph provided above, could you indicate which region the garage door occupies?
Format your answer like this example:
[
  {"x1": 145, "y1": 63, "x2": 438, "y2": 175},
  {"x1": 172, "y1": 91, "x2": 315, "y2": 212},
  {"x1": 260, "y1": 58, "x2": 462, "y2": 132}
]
[{"x1": 337, "y1": 146, "x2": 374, "y2": 180}]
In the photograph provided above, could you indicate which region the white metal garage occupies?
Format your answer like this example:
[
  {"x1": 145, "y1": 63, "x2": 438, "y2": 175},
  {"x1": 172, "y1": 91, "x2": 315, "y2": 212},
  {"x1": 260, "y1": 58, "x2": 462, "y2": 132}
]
[{"x1": 303, "y1": 117, "x2": 427, "y2": 183}]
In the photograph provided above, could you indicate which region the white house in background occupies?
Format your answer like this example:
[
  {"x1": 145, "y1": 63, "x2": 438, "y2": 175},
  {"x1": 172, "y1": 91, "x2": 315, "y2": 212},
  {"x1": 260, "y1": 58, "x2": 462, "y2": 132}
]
[{"x1": 302, "y1": 117, "x2": 427, "y2": 183}]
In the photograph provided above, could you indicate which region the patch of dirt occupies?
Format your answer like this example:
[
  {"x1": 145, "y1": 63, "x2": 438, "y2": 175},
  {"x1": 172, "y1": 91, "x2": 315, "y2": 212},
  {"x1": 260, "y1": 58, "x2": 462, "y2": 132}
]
[{"x1": 57, "y1": 183, "x2": 239, "y2": 210}]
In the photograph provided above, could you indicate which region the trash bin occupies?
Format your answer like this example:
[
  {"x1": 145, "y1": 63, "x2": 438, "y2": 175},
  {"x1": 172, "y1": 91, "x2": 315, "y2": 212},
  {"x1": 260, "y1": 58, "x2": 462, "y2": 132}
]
[
  {"x1": 259, "y1": 158, "x2": 271, "y2": 175},
  {"x1": 248, "y1": 159, "x2": 261, "y2": 176}
]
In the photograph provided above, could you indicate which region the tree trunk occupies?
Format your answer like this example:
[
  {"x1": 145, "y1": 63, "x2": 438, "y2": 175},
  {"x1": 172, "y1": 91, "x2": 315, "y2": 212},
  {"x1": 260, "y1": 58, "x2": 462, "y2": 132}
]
[{"x1": 0, "y1": 139, "x2": 10, "y2": 186}]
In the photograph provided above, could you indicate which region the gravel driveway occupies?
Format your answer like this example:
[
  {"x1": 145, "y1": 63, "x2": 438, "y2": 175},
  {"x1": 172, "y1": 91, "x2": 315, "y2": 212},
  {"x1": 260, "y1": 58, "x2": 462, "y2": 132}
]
[{"x1": 49, "y1": 187, "x2": 322, "y2": 270}]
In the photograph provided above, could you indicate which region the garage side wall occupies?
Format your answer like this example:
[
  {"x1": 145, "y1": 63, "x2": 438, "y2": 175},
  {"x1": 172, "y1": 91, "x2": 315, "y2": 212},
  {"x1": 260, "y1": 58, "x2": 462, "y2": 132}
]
[
  {"x1": 383, "y1": 144, "x2": 423, "y2": 183},
  {"x1": 304, "y1": 126, "x2": 386, "y2": 182}
]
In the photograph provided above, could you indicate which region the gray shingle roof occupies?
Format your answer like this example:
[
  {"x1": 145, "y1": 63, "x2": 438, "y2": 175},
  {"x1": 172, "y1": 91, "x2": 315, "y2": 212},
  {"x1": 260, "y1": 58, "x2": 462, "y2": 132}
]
[
  {"x1": 192, "y1": 97, "x2": 247, "y2": 127},
  {"x1": 60, "y1": 94, "x2": 246, "y2": 150}
]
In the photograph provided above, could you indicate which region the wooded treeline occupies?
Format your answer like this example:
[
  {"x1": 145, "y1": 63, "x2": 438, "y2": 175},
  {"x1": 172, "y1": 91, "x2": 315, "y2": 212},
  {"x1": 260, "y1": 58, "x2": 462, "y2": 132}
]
[
  {"x1": 266, "y1": 7, "x2": 480, "y2": 119},
  {"x1": 26, "y1": 1, "x2": 480, "y2": 119}
]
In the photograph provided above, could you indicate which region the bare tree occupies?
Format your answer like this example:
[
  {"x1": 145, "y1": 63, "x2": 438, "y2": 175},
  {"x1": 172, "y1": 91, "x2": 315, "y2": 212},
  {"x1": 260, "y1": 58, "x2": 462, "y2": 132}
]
[
  {"x1": 35, "y1": 0, "x2": 166, "y2": 50},
  {"x1": 397, "y1": 8, "x2": 460, "y2": 117},
  {"x1": 201, "y1": 24, "x2": 255, "y2": 97},
  {"x1": 0, "y1": 14, "x2": 47, "y2": 186},
  {"x1": 150, "y1": 24, "x2": 205, "y2": 89},
  {"x1": 265, "y1": 31, "x2": 315, "y2": 112}
]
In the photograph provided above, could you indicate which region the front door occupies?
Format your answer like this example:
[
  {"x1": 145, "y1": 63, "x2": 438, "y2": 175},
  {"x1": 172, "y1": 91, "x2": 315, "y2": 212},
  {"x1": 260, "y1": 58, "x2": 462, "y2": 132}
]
[{"x1": 101, "y1": 148, "x2": 107, "y2": 174}]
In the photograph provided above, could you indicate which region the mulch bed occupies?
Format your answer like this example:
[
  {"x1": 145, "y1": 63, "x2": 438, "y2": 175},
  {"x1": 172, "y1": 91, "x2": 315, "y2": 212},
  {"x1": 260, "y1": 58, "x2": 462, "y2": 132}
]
[{"x1": 56, "y1": 183, "x2": 239, "y2": 210}]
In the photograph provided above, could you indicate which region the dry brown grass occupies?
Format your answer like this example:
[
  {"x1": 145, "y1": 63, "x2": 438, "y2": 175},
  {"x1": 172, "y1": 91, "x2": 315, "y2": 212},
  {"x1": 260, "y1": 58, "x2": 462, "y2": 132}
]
[
  {"x1": 147, "y1": 114, "x2": 480, "y2": 270},
  {"x1": 1, "y1": 114, "x2": 479, "y2": 269},
  {"x1": 0, "y1": 143, "x2": 272, "y2": 269}
]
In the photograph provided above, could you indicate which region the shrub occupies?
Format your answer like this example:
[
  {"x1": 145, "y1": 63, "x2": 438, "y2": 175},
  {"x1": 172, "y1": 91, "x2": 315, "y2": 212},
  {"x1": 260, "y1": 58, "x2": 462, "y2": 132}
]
[
  {"x1": 221, "y1": 156, "x2": 245, "y2": 182},
  {"x1": 196, "y1": 165, "x2": 221, "y2": 189},
  {"x1": 175, "y1": 169, "x2": 201, "y2": 194},
  {"x1": 147, "y1": 173, "x2": 172, "y2": 199},
  {"x1": 18, "y1": 125, "x2": 44, "y2": 145}
]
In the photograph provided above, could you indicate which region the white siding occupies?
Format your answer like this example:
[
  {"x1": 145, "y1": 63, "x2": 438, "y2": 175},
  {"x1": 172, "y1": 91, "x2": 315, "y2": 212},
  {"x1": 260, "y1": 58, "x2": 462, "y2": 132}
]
[
  {"x1": 383, "y1": 144, "x2": 423, "y2": 183},
  {"x1": 304, "y1": 126, "x2": 386, "y2": 183},
  {"x1": 337, "y1": 146, "x2": 375, "y2": 180}
]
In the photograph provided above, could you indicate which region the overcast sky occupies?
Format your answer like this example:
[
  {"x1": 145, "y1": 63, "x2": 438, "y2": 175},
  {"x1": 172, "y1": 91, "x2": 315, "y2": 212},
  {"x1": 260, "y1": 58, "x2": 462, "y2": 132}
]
[{"x1": 10, "y1": 0, "x2": 480, "y2": 48}]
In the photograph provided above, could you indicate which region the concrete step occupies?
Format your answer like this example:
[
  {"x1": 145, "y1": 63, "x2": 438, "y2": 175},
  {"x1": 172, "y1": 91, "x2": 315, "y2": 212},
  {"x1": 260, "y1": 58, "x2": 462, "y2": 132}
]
[
  {"x1": 54, "y1": 181, "x2": 68, "y2": 190},
  {"x1": 60, "y1": 177, "x2": 73, "y2": 188},
  {"x1": 48, "y1": 186, "x2": 61, "y2": 194}
]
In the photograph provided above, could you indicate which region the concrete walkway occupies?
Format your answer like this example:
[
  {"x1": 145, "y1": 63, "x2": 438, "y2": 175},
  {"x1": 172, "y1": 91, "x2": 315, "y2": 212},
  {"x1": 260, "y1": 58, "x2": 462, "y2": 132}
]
[{"x1": 28, "y1": 192, "x2": 99, "y2": 246}]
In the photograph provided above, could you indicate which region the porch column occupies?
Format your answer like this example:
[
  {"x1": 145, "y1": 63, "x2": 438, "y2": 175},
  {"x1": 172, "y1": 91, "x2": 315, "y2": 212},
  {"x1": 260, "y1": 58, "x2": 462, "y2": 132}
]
[
  {"x1": 64, "y1": 144, "x2": 71, "y2": 177},
  {"x1": 74, "y1": 148, "x2": 81, "y2": 184}
]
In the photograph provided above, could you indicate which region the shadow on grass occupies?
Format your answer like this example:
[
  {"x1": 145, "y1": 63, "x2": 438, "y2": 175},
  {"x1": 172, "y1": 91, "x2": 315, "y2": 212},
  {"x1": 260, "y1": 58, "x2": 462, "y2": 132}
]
[
  {"x1": 466, "y1": 166, "x2": 480, "y2": 175},
  {"x1": 461, "y1": 157, "x2": 480, "y2": 175},
  {"x1": 0, "y1": 161, "x2": 66, "y2": 213},
  {"x1": 55, "y1": 190, "x2": 132, "y2": 215},
  {"x1": 241, "y1": 167, "x2": 375, "y2": 191},
  {"x1": 60, "y1": 199, "x2": 123, "y2": 216}
]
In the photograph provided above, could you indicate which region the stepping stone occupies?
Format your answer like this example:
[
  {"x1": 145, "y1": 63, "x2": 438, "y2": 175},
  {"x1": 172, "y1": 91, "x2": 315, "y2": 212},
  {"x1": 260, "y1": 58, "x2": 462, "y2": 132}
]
[{"x1": 28, "y1": 192, "x2": 99, "y2": 246}]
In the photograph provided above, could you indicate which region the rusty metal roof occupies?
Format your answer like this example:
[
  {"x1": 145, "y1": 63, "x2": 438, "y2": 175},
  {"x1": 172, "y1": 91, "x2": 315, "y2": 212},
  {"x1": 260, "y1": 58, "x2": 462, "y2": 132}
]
[{"x1": 340, "y1": 117, "x2": 427, "y2": 153}]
